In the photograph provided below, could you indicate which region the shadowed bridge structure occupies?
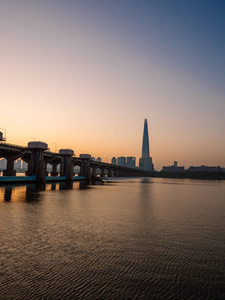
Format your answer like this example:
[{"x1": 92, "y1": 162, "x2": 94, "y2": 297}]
[{"x1": 0, "y1": 141, "x2": 152, "y2": 183}]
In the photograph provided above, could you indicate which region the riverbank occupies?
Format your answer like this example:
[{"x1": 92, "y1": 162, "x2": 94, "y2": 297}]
[{"x1": 153, "y1": 171, "x2": 225, "y2": 180}]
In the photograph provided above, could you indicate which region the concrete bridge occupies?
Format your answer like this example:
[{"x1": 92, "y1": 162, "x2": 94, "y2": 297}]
[{"x1": 0, "y1": 141, "x2": 151, "y2": 183}]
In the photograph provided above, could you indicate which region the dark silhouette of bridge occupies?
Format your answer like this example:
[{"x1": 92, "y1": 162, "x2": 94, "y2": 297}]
[{"x1": 0, "y1": 141, "x2": 152, "y2": 183}]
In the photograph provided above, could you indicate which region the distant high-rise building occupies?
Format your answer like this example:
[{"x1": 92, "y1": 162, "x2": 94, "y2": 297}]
[
  {"x1": 141, "y1": 119, "x2": 150, "y2": 158},
  {"x1": 0, "y1": 158, "x2": 7, "y2": 170},
  {"x1": 14, "y1": 159, "x2": 22, "y2": 170},
  {"x1": 139, "y1": 119, "x2": 154, "y2": 172},
  {"x1": 111, "y1": 157, "x2": 117, "y2": 165},
  {"x1": 47, "y1": 164, "x2": 52, "y2": 172},
  {"x1": 22, "y1": 160, "x2": 28, "y2": 170},
  {"x1": 127, "y1": 156, "x2": 136, "y2": 168},
  {"x1": 118, "y1": 156, "x2": 126, "y2": 167}
]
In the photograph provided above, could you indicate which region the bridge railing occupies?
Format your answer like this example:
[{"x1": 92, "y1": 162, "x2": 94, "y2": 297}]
[{"x1": 0, "y1": 142, "x2": 27, "y2": 149}]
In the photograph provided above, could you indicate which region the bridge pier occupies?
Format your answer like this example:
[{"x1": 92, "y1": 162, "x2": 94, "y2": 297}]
[
  {"x1": 127, "y1": 170, "x2": 132, "y2": 177},
  {"x1": 50, "y1": 162, "x2": 59, "y2": 177},
  {"x1": 59, "y1": 149, "x2": 74, "y2": 181},
  {"x1": 100, "y1": 167, "x2": 105, "y2": 177},
  {"x1": 79, "y1": 161, "x2": 84, "y2": 176},
  {"x1": 79, "y1": 154, "x2": 92, "y2": 181},
  {"x1": 85, "y1": 160, "x2": 91, "y2": 181},
  {"x1": 107, "y1": 168, "x2": 112, "y2": 177},
  {"x1": 3, "y1": 154, "x2": 20, "y2": 176},
  {"x1": 26, "y1": 142, "x2": 48, "y2": 182},
  {"x1": 26, "y1": 158, "x2": 34, "y2": 176},
  {"x1": 113, "y1": 169, "x2": 118, "y2": 177},
  {"x1": 117, "y1": 170, "x2": 122, "y2": 177},
  {"x1": 91, "y1": 166, "x2": 97, "y2": 178}
]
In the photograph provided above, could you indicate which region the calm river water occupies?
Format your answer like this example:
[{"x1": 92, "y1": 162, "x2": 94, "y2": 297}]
[{"x1": 0, "y1": 178, "x2": 225, "y2": 299}]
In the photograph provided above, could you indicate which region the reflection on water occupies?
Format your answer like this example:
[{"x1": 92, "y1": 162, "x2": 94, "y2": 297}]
[
  {"x1": 3, "y1": 185, "x2": 13, "y2": 202},
  {"x1": 0, "y1": 181, "x2": 88, "y2": 202},
  {"x1": 0, "y1": 178, "x2": 225, "y2": 299}
]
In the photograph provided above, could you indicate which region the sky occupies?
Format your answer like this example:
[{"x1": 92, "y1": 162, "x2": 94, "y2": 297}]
[{"x1": 1, "y1": 0, "x2": 225, "y2": 170}]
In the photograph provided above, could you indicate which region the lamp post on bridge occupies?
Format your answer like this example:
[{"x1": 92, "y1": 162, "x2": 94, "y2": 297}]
[
  {"x1": 0, "y1": 128, "x2": 6, "y2": 141},
  {"x1": 53, "y1": 143, "x2": 57, "y2": 153}
]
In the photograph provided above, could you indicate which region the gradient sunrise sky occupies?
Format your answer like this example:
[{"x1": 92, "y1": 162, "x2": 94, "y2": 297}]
[{"x1": 1, "y1": 0, "x2": 225, "y2": 170}]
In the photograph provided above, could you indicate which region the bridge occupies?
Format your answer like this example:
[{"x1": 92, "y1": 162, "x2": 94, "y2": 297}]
[{"x1": 0, "y1": 141, "x2": 152, "y2": 183}]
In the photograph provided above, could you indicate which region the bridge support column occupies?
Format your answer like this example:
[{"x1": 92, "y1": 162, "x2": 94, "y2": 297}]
[
  {"x1": 26, "y1": 159, "x2": 34, "y2": 176},
  {"x1": 59, "y1": 149, "x2": 74, "y2": 181},
  {"x1": 26, "y1": 142, "x2": 48, "y2": 182},
  {"x1": 79, "y1": 154, "x2": 92, "y2": 181},
  {"x1": 91, "y1": 166, "x2": 97, "y2": 178},
  {"x1": 79, "y1": 160, "x2": 91, "y2": 180},
  {"x1": 113, "y1": 169, "x2": 118, "y2": 177},
  {"x1": 100, "y1": 167, "x2": 105, "y2": 177},
  {"x1": 117, "y1": 170, "x2": 122, "y2": 177},
  {"x1": 107, "y1": 169, "x2": 112, "y2": 177},
  {"x1": 50, "y1": 162, "x2": 59, "y2": 176},
  {"x1": 3, "y1": 155, "x2": 19, "y2": 176},
  {"x1": 79, "y1": 161, "x2": 85, "y2": 176},
  {"x1": 84, "y1": 159, "x2": 91, "y2": 181}
]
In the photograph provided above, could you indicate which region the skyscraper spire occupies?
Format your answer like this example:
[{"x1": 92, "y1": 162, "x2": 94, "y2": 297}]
[
  {"x1": 139, "y1": 119, "x2": 154, "y2": 172},
  {"x1": 142, "y1": 119, "x2": 150, "y2": 158}
]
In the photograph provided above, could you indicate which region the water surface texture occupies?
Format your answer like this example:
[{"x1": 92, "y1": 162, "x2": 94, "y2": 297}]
[{"x1": 0, "y1": 178, "x2": 225, "y2": 299}]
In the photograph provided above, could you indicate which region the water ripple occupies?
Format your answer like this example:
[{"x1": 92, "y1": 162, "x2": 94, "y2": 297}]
[{"x1": 1, "y1": 178, "x2": 225, "y2": 299}]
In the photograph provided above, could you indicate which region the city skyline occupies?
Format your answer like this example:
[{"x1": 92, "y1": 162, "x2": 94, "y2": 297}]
[{"x1": 1, "y1": 1, "x2": 225, "y2": 170}]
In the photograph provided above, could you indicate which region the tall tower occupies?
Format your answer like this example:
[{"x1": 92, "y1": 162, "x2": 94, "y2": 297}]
[
  {"x1": 142, "y1": 119, "x2": 150, "y2": 158},
  {"x1": 139, "y1": 119, "x2": 154, "y2": 172}
]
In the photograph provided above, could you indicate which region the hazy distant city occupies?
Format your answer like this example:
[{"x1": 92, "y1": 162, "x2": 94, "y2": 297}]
[{"x1": 1, "y1": 157, "x2": 224, "y2": 174}]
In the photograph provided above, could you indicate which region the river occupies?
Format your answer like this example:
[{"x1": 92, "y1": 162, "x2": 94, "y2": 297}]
[{"x1": 0, "y1": 178, "x2": 225, "y2": 299}]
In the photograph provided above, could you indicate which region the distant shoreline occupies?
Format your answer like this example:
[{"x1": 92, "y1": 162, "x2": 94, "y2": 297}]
[{"x1": 152, "y1": 171, "x2": 225, "y2": 180}]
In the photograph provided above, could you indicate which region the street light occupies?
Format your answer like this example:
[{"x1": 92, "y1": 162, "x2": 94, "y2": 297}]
[
  {"x1": 53, "y1": 143, "x2": 57, "y2": 152},
  {"x1": 0, "y1": 128, "x2": 6, "y2": 141}
]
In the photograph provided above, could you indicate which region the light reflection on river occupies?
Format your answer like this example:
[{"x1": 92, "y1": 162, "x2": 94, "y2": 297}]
[{"x1": 0, "y1": 178, "x2": 225, "y2": 299}]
